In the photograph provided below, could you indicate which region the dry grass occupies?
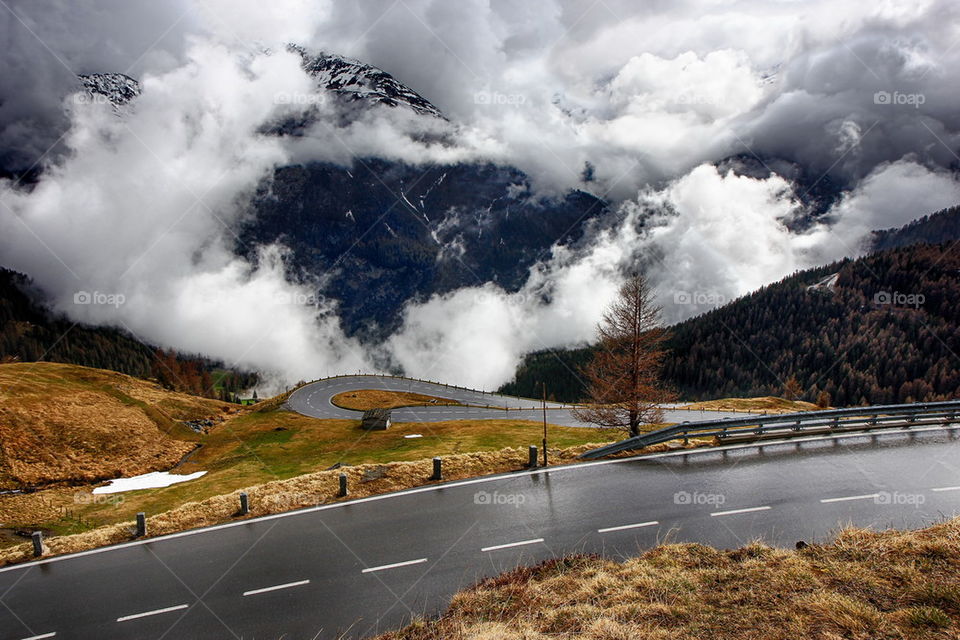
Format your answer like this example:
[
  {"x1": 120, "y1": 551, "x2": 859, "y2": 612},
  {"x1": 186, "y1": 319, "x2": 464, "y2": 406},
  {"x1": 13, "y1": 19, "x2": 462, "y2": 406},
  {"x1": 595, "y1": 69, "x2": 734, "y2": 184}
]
[
  {"x1": 0, "y1": 440, "x2": 663, "y2": 567},
  {"x1": 681, "y1": 396, "x2": 821, "y2": 414},
  {"x1": 376, "y1": 518, "x2": 960, "y2": 640},
  {"x1": 331, "y1": 389, "x2": 461, "y2": 410},
  {"x1": 0, "y1": 362, "x2": 237, "y2": 489},
  {"x1": 0, "y1": 387, "x2": 618, "y2": 544}
]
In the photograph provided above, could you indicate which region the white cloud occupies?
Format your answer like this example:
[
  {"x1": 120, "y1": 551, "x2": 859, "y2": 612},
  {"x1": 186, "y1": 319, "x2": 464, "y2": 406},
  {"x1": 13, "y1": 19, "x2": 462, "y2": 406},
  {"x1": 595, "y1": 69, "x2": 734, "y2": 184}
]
[
  {"x1": 2, "y1": 0, "x2": 960, "y2": 392},
  {"x1": 0, "y1": 41, "x2": 371, "y2": 386}
]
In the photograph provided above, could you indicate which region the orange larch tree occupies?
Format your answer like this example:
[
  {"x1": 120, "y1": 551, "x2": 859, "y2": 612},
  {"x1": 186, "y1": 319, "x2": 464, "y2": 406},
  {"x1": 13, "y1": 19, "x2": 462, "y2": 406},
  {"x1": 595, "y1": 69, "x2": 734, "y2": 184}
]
[{"x1": 572, "y1": 274, "x2": 675, "y2": 437}]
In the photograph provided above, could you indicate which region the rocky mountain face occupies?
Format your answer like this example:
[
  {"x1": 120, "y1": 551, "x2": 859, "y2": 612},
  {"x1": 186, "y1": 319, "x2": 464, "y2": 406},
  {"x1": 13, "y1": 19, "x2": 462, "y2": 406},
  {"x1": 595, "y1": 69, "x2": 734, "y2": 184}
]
[
  {"x1": 241, "y1": 159, "x2": 607, "y2": 339},
  {"x1": 70, "y1": 50, "x2": 608, "y2": 340},
  {"x1": 78, "y1": 73, "x2": 141, "y2": 108},
  {"x1": 291, "y1": 46, "x2": 444, "y2": 120}
]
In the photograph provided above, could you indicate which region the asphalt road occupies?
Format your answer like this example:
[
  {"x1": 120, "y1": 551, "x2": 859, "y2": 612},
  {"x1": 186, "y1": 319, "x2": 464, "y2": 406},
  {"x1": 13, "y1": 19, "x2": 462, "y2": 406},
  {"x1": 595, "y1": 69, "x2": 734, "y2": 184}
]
[
  {"x1": 2, "y1": 426, "x2": 959, "y2": 640},
  {"x1": 286, "y1": 375, "x2": 753, "y2": 426}
]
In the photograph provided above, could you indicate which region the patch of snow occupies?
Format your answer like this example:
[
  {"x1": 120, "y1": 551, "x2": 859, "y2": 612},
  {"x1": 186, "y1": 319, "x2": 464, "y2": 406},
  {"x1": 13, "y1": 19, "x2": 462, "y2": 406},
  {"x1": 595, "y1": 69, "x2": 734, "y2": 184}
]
[
  {"x1": 807, "y1": 272, "x2": 840, "y2": 292},
  {"x1": 400, "y1": 190, "x2": 420, "y2": 213},
  {"x1": 93, "y1": 471, "x2": 207, "y2": 494},
  {"x1": 290, "y1": 45, "x2": 445, "y2": 119}
]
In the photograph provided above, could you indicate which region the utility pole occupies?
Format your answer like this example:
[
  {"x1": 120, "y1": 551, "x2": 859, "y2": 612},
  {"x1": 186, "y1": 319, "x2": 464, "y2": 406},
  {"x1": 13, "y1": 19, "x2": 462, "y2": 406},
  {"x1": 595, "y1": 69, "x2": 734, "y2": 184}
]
[{"x1": 541, "y1": 383, "x2": 548, "y2": 466}]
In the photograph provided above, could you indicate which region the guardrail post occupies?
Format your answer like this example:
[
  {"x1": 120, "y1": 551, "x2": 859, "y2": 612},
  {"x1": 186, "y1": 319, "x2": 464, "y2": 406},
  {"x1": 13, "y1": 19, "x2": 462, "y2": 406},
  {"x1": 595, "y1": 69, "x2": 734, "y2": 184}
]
[
  {"x1": 431, "y1": 457, "x2": 442, "y2": 481},
  {"x1": 831, "y1": 416, "x2": 839, "y2": 430},
  {"x1": 135, "y1": 512, "x2": 146, "y2": 538},
  {"x1": 31, "y1": 531, "x2": 44, "y2": 557},
  {"x1": 528, "y1": 445, "x2": 538, "y2": 468},
  {"x1": 338, "y1": 473, "x2": 348, "y2": 497},
  {"x1": 239, "y1": 492, "x2": 250, "y2": 515}
]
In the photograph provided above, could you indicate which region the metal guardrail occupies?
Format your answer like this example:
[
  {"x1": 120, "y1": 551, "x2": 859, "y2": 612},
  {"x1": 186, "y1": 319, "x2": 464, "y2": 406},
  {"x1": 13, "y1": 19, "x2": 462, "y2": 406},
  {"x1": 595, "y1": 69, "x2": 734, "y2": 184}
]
[{"x1": 580, "y1": 400, "x2": 960, "y2": 459}]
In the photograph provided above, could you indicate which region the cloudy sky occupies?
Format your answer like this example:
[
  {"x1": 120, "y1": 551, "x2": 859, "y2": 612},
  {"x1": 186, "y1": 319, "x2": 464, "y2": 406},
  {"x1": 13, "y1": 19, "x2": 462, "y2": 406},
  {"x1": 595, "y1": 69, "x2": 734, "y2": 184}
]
[{"x1": 1, "y1": 0, "x2": 959, "y2": 389}]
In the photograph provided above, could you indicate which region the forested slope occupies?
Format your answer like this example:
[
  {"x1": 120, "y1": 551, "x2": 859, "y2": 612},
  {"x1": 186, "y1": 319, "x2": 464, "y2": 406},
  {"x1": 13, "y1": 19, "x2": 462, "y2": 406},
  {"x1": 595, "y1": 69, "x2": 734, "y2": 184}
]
[
  {"x1": 501, "y1": 242, "x2": 960, "y2": 406},
  {"x1": 0, "y1": 268, "x2": 255, "y2": 398}
]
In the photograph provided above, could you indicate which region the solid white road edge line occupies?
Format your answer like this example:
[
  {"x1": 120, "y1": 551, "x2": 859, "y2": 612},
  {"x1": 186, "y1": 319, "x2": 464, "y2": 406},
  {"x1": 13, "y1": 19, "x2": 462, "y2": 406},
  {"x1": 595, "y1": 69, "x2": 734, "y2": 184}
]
[
  {"x1": 932, "y1": 486, "x2": 960, "y2": 492},
  {"x1": 481, "y1": 538, "x2": 544, "y2": 552},
  {"x1": 597, "y1": 521, "x2": 659, "y2": 533},
  {"x1": 116, "y1": 604, "x2": 189, "y2": 622},
  {"x1": 820, "y1": 493, "x2": 880, "y2": 503},
  {"x1": 242, "y1": 580, "x2": 310, "y2": 596},
  {"x1": 362, "y1": 558, "x2": 427, "y2": 573},
  {"x1": 4, "y1": 423, "x2": 958, "y2": 575},
  {"x1": 710, "y1": 506, "x2": 771, "y2": 517}
]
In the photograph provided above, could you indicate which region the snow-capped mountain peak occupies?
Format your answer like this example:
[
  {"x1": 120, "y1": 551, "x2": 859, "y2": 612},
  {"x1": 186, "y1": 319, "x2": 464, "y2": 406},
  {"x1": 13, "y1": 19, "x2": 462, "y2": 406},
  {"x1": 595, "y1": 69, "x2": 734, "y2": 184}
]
[
  {"x1": 77, "y1": 73, "x2": 141, "y2": 109},
  {"x1": 77, "y1": 49, "x2": 443, "y2": 122},
  {"x1": 289, "y1": 45, "x2": 444, "y2": 119}
]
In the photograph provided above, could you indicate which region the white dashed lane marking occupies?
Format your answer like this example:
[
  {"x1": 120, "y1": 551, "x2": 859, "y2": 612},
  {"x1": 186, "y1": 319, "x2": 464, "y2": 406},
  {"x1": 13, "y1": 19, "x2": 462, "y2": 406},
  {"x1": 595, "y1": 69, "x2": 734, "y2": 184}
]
[
  {"x1": 820, "y1": 493, "x2": 880, "y2": 503},
  {"x1": 710, "y1": 506, "x2": 771, "y2": 517},
  {"x1": 597, "y1": 521, "x2": 659, "y2": 534},
  {"x1": 243, "y1": 580, "x2": 310, "y2": 596},
  {"x1": 362, "y1": 558, "x2": 428, "y2": 574},
  {"x1": 481, "y1": 538, "x2": 544, "y2": 552},
  {"x1": 116, "y1": 604, "x2": 189, "y2": 622}
]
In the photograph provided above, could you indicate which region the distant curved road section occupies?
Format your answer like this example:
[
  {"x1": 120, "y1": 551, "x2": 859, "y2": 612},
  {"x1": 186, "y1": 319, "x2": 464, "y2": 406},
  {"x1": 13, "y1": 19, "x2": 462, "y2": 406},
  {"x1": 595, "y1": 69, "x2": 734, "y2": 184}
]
[{"x1": 286, "y1": 375, "x2": 753, "y2": 426}]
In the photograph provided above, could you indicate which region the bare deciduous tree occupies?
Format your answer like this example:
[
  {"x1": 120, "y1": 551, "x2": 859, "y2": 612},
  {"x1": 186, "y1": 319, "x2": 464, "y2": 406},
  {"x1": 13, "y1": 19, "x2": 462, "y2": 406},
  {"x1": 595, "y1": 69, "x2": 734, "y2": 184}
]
[{"x1": 573, "y1": 274, "x2": 674, "y2": 437}]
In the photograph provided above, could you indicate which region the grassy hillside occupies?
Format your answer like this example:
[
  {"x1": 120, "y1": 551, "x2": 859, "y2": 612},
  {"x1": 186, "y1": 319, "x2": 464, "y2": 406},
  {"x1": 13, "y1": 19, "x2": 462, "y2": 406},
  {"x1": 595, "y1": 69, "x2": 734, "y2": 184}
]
[
  {"x1": 0, "y1": 366, "x2": 616, "y2": 543},
  {"x1": 1, "y1": 440, "x2": 639, "y2": 566},
  {"x1": 378, "y1": 517, "x2": 960, "y2": 639},
  {"x1": 331, "y1": 389, "x2": 461, "y2": 410},
  {"x1": 0, "y1": 362, "x2": 237, "y2": 489}
]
